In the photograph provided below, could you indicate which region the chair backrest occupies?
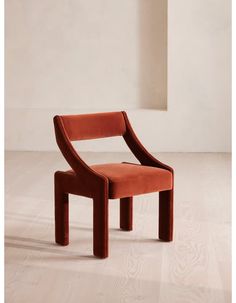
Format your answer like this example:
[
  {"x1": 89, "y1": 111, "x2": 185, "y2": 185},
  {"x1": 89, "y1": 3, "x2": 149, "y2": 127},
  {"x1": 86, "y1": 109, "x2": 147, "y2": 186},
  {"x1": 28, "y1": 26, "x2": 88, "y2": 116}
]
[{"x1": 55, "y1": 111, "x2": 126, "y2": 141}]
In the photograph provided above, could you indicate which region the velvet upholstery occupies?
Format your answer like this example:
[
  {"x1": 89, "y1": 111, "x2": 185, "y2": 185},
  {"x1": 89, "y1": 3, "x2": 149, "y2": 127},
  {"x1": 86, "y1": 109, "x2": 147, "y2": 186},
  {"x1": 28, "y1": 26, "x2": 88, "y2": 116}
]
[
  {"x1": 90, "y1": 163, "x2": 172, "y2": 199},
  {"x1": 60, "y1": 112, "x2": 126, "y2": 141},
  {"x1": 53, "y1": 111, "x2": 174, "y2": 258}
]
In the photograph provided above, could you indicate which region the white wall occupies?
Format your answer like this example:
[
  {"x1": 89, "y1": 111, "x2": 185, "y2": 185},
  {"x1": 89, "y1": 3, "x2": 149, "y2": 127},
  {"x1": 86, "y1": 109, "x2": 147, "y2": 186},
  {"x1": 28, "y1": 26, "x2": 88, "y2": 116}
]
[{"x1": 5, "y1": 0, "x2": 231, "y2": 152}]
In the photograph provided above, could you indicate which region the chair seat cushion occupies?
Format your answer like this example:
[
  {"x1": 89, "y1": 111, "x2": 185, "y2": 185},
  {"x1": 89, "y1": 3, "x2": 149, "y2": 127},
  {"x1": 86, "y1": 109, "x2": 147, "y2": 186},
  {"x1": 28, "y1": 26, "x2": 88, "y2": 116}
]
[{"x1": 90, "y1": 163, "x2": 173, "y2": 199}]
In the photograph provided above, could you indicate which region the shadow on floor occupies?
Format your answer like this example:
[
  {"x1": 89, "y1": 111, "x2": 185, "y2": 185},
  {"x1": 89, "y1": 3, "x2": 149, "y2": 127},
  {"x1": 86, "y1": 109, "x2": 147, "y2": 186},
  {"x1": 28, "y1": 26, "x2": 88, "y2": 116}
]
[{"x1": 5, "y1": 233, "x2": 162, "y2": 261}]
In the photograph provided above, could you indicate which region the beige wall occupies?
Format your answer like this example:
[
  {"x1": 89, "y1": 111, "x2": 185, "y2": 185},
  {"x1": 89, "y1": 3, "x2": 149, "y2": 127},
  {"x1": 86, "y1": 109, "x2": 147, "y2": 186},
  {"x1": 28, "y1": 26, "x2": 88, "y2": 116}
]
[
  {"x1": 5, "y1": 0, "x2": 231, "y2": 152},
  {"x1": 5, "y1": 0, "x2": 167, "y2": 110}
]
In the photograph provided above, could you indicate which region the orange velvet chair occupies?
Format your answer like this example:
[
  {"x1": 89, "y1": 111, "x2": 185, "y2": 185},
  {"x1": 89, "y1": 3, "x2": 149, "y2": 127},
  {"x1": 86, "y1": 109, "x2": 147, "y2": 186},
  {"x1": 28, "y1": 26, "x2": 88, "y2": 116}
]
[{"x1": 53, "y1": 111, "x2": 174, "y2": 258}]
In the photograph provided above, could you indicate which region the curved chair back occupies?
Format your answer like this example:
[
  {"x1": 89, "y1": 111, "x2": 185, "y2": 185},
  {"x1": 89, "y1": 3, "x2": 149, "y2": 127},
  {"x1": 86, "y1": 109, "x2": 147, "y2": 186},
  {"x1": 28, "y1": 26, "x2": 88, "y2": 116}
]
[
  {"x1": 54, "y1": 111, "x2": 173, "y2": 174},
  {"x1": 55, "y1": 112, "x2": 126, "y2": 141}
]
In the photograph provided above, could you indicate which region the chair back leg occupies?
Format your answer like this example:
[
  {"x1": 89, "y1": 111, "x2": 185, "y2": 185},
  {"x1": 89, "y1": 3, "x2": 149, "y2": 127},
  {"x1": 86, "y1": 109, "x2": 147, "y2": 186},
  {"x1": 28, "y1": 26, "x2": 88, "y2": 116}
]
[
  {"x1": 55, "y1": 181, "x2": 69, "y2": 246},
  {"x1": 159, "y1": 189, "x2": 173, "y2": 241},
  {"x1": 120, "y1": 197, "x2": 133, "y2": 231}
]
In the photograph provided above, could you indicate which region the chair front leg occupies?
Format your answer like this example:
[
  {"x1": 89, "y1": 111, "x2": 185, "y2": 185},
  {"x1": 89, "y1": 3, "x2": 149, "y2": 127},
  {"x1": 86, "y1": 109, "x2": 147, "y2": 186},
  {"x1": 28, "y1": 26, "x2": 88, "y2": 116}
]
[
  {"x1": 120, "y1": 197, "x2": 133, "y2": 231},
  {"x1": 55, "y1": 182, "x2": 69, "y2": 246},
  {"x1": 93, "y1": 193, "x2": 109, "y2": 258},
  {"x1": 159, "y1": 189, "x2": 173, "y2": 241}
]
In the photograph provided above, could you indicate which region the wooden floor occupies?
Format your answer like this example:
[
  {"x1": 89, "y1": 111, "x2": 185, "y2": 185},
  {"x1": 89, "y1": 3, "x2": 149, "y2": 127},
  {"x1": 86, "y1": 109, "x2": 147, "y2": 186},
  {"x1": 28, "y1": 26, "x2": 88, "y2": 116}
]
[{"x1": 5, "y1": 152, "x2": 231, "y2": 303}]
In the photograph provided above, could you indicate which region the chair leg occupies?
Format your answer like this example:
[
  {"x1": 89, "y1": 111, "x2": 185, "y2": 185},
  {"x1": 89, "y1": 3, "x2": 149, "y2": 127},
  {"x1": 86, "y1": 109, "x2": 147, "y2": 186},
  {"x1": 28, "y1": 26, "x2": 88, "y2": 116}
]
[
  {"x1": 55, "y1": 183, "x2": 69, "y2": 246},
  {"x1": 159, "y1": 189, "x2": 173, "y2": 241},
  {"x1": 93, "y1": 194, "x2": 109, "y2": 258},
  {"x1": 120, "y1": 197, "x2": 133, "y2": 231}
]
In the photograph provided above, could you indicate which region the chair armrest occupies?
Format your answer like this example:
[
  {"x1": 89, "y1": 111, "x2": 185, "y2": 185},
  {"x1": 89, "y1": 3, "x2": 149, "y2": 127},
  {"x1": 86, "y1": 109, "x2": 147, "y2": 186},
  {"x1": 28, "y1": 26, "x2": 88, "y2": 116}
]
[{"x1": 122, "y1": 112, "x2": 173, "y2": 173}]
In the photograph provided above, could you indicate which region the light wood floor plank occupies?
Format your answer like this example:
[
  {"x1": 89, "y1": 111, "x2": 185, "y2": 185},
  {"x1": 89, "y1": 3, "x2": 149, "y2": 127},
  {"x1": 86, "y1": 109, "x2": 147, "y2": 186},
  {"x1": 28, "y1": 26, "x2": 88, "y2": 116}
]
[{"x1": 5, "y1": 152, "x2": 231, "y2": 302}]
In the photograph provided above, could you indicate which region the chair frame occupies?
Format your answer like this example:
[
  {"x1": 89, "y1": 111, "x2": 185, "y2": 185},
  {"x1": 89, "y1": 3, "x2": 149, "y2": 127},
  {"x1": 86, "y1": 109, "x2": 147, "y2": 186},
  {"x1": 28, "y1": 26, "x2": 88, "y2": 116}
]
[{"x1": 54, "y1": 111, "x2": 174, "y2": 258}]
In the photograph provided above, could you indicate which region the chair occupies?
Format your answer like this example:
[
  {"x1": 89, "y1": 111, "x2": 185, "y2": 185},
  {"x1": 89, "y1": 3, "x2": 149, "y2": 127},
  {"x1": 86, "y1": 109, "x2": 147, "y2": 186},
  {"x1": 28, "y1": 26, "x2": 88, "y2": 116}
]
[{"x1": 53, "y1": 111, "x2": 174, "y2": 258}]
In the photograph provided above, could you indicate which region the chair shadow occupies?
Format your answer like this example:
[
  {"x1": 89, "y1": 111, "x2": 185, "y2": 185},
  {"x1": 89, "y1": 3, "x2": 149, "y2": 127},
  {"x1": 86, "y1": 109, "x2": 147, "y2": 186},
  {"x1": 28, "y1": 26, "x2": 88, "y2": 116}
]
[
  {"x1": 5, "y1": 233, "x2": 163, "y2": 260},
  {"x1": 5, "y1": 215, "x2": 166, "y2": 260},
  {"x1": 5, "y1": 235, "x2": 95, "y2": 260}
]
